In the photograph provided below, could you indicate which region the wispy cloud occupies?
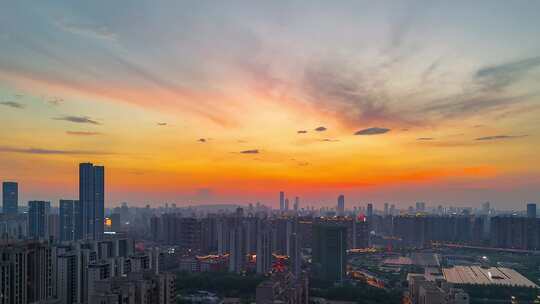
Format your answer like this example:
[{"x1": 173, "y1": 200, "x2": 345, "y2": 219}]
[
  {"x1": 157, "y1": 122, "x2": 168, "y2": 126},
  {"x1": 314, "y1": 126, "x2": 327, "y2": 132},
  {"x1": 354, "y1": 127, "x2": 390, "y2": 135},
  {"x1": 0, "y1": 146, "x2": 111, "y2": 155},
  {"x1": 240, "y1": 149, "x2": 259, "y2": 154},
  {"x1": 198, "y1": 138, "x2": 207, "y2": 143},
  {"x1": 475, "y1": 135, "x2": 528, "y2": 141},
  {"x1": 66, "y1": 131, "x2": 101, "y2": 136},
  {"x1": 297, "y1": 130, "x2": 308, "y2": 134},
  {"x1": 417, "y1": 137, "x2": 435, "y2": 141},
  {"x1": 475, "y1": 56, "x2": 540, "y2": 92},
  {"x1": 53, "y1": 116, "x2": 100, "y2": 125},
  {"x1": 0, "y1": 101, "x2": 24, "y2": 109},
  {"x1": 55, "y1": 17, "x2": 117, "y2": 42},
  {"x1": 321, "y1": 138, "x2": 339, "y2": 142}
]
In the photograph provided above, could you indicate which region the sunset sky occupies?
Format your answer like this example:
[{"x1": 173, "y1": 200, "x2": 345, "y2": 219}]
[{"x1": 1, "y1": 1, "x2": 539, "y2": 209}]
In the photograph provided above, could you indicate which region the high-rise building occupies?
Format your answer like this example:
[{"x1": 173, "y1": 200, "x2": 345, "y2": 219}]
[
  {"x1": 366, "y1": 203, "x2": 373, "y2": 218},
  {"x1": 294, "y1": 197, "x2": 300, "y2": 212},
  {"x1": 0, "y1": 241, "x2": 55, "y2": 303},
  {"x1": 384, "y1": 203, "x2": 389, "y2": 216},
  {"x1": 416, "y1": 202, "x2": 426, "y2": 212},
  {"x1": 527, "y1": 203, "x2": 537, "y2": 218},
  {"x1": 312, "y1": 222, "x2": 347, "y2": 282},
  {"x1": 60, "y1": 200, "x2": 76, "y2": 242},
  {"x1": 279, "y1": 191, "x2": 285, "y2": 211},
  {"x1": 2, "y1": 181, "x2": 18, "y2": 215},
  {"x1": 256, "y1": 227, "x2": 273, "y2": 274},
  {"x1": 289, "y1": 232, "x2": 301, "y2": 277},
  {"x1": 285, "y1": 198, "x2": 290, "y2": 211},
  {"x1": 337, "y1": 195, "x2": 345, "y2": 216},
  {"x1": 28, "y1": 200, "x2": 50, "y2": 240},
  {"x1": 228, "y1": 225, "x2": 246, "y2": 273},
  {"x1": 79, "y1": 162, "x2": 105, "y2": 240},
  {"x1": 58, "y1": 253, "x2": 79, "y2": 304}
]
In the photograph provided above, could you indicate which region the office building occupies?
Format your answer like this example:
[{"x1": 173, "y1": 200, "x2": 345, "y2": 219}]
[
  {"x1": 279, "y1": 191, "x2": 285, "y2": 211},
  {"x1": 2, "y1": 181, "x2": 18, "y2": 215},
  {"x1": 79, "y1": 162, "x2": 105, "y2": 240},
  {"x1": 294, "y1": 197, "x2": 299, "y2": 212},
  {"x1": 337, "y1": 195, "x2": 345, "y2": 216},
  {"x1": 28, "y1": 200, "x2": 50, "y2": 240},
  {"x1": 312, "y1": 222, "x2": 347, "y2": 282}
]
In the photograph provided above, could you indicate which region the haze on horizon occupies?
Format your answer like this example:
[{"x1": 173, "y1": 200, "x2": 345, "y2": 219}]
[{"x1": 0, "y1": 1, "x2": 539, "y2": 208}]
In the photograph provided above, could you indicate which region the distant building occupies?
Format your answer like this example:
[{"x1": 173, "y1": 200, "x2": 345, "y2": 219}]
[
  {"x1": 366, "y1": 203, "x2": 373, "y2": 217},
  {"x1": 294, "y1": 197, "x2": 300, "y2": 212},
  {"x1": 312, "y1": 222, "x2": 347, "y2": 282},
  {"x1": 2, "y1": 181, "x2": 18, "y2": 215},
  {"x1": 407, "y1": 273, "x2": 469, "y2": 304},
  {"x1": 527, "y1": 203, "x2": 537, "y2": 218},
  {"x1": 79, "y1": 162, "x2": 105, "y2": 240},
  {"x1": 279, "y1": 191, "x2": 285, "y2": 211},
  {"x1": 28, "y1": 200, "x2": 50, "y2": 240},
  {"x1": 337, "y1": 195, "x2": 345, "y2": 216}
]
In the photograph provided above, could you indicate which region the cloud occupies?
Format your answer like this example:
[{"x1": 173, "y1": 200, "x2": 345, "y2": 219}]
[
  {"x1": 422, "y1": 56, "x2": 540, "y2": 119},
  {"x1": 53, "y1": 116, "x2": 100, "y2": 125},
  {"x1": 297, "y1": 130, "x2": 308, "y2": 134},
  {"x1": 321, "y1": 138, "x2": 339, "y2": 142},
  {"x1": 0, "y1": 146, "x2": 111, "y2": 155},
  {"x1": 417, "y1": 137, "x2": 435, "y2": 141},
  {"x1": 198, "y1": 138, "x2": 207, "y2": 143},
  {"x1": 303, "y1": 62, "x2": 407, "y2": 126},
  {"x1": 354, "y1": 127, "x2": 390, "y2": 135},
  {"x1": 314, "y1": 126, "x2": 327, "y2": 132},
  {"x1": 475, "y1": 135, "x2": 528, "y2": 141},
  {"x1": 47, "y1": 97, "x2": 64, "y2": 106},
  {"x1": 0, "y1": 101, "x2": 24, "y2": 109},
  {"x1": 475, "y1": 56, "x2": 540, "y2": 92},
  {"x1": 240, "y1": 149, "x2": 259, "y2": 154},
  {"x1": 55, "y1": 17, "x2": 117, "y2": 42},
  {"x1": 66, "y1": 131, "x2": 101, "y2": 136},
  {"x1": 157, "y1": 122, "x2": 168, "y2": 126}
]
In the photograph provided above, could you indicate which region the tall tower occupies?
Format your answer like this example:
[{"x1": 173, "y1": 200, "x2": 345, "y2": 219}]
[
  {"x1": 79, "y1": 163, "x2": 105, "y2": 240},
  {"x1": 337, "y1": 195, "x2": 345, "y2": 215},
  {"x1": 279, "y1": 191, "x2": 285, "y2": 211},
  {"x1": 2, "y1": 181, "x2": 18, "y2": 215}
]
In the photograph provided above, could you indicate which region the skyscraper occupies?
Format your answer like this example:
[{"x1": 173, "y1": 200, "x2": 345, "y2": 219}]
[
  {"x1": 285, "y1": 198, "x2": 290, "y2": 211},
  {"x1": 337, "y1": 195, "x2": 345, "y2": 215},
  {"x1": 2, "y1": 181, "x2": 18, "y2": 215},
  {"x1": 28, "y1": 200, "x2": 50, "y2": 240},
  {"x1": 384, "y1": 203, "x2": 389, "y2": 216},
  {"x1": 279, "y1": 191, "x2": 285, "y2": 211},
  {"x1": 60, "y1": 199, "x2": 77, "y2": 242},
  {"x1": 79, "y1": 163, "x2": 105, "y2": 240},
  {"x1": 312, "y1": 222, "x2": 347, "y2": 282},
  {"x1": 527, "y1": 203, "x2": 537, "y2": 218},
  {"x1": 294, "y1": 197, "x2": 299, "y2": 212}
]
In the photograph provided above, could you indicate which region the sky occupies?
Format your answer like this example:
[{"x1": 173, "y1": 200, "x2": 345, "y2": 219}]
[{"x1": 1, "y1": 1, "x2": 539, "y2": 209}]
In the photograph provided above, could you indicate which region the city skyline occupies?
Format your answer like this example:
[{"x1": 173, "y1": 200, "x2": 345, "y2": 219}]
[{"x1": 1, "y1": 1, "x2": 540, "y2": 207}]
